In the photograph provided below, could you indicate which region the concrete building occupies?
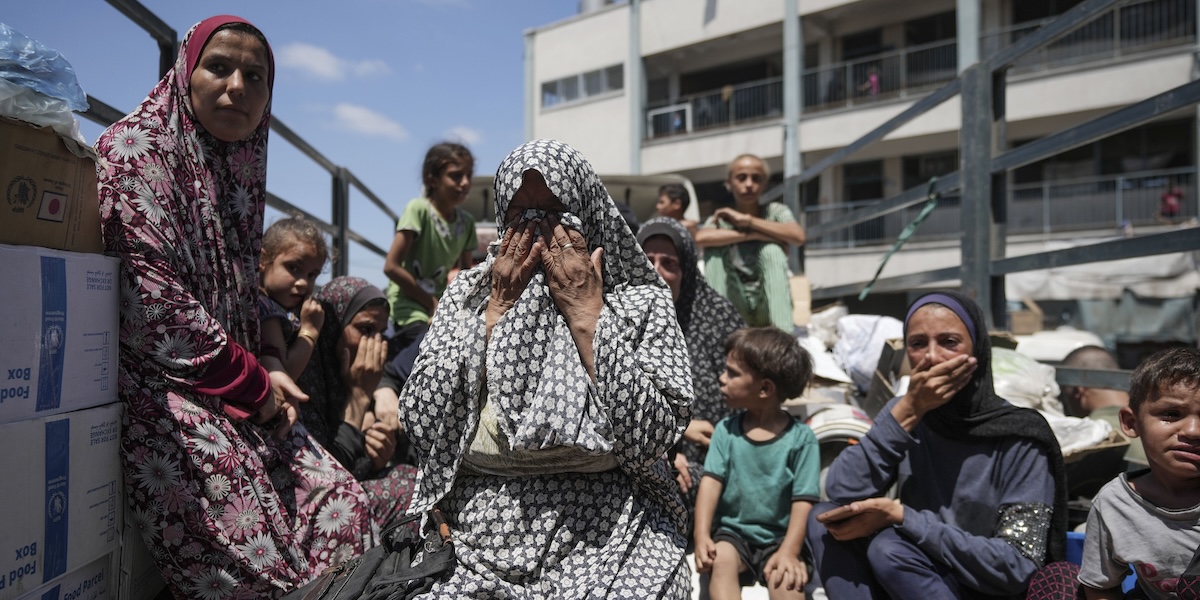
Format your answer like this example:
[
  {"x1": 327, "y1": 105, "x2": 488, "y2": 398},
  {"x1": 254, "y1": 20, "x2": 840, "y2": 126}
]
[{"x1": 523, "y1": 0, "x2": 1197, "y2": 312}]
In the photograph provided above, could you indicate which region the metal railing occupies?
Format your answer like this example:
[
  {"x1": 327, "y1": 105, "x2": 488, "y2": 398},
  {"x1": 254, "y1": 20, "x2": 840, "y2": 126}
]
[
  {"x1": 82, "y1": 0, "x2": 393, "y2": 278},
  {"x1": 804, "y1": 167, "x2": 1196, "y2": 249},
  {"x1": 646, "y1": 77, "x2": 783, "y2": 138},
  {"x1": 802, "y1": 39, "x2": 959, "y2": 113},
  {"x1": 981, "y1": 0, "x2": 1196, "y2": 72},
  {"x1": 755, "y1": 0, "x2": 1200, "y2": 332},
  {"x1": 648, "y1": 0, "x2": 1195, "y2": 139}
]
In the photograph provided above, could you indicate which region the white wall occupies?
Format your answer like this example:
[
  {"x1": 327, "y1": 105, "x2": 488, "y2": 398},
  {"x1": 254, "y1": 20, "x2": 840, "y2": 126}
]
[
  {"x1": 535, "y1": 95, "x2": 633, "y2": 173},
  {"x1": 797, "y1": 52, "x2": 1193, "y2": 154},
  {"x1": 530, "y1": 7, "x2": 631, "y2": 172},
  {"x1": 1007, "y1": 54, "x2": 1193, "y2": 122},
  {"x1": 640, "y1": 122, "x2": 784, "y2": 175},
  {"x1": 641, "y1": 0, "x2": 783, "y2": 56},
  {"x1": 532, "y1": 7, "x2": 629, "y2": 83}
]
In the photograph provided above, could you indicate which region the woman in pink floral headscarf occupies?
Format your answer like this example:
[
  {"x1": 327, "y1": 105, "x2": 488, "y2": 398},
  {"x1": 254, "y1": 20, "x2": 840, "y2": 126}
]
[{"x1": 96, "y1": 15, "x2": 374, "y2": 598}]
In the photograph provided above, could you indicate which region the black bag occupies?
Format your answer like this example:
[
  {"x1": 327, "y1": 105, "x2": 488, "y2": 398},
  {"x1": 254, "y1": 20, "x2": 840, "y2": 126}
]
[{"x1": 282, "y1": 509, "x2": 455, "y2": 600}]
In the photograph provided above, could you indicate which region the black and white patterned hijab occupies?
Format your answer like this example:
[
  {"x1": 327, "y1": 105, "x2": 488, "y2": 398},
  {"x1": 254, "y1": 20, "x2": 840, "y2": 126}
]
[{"x1": 400, "y1": 140, "x2": 693, "y2": 519}]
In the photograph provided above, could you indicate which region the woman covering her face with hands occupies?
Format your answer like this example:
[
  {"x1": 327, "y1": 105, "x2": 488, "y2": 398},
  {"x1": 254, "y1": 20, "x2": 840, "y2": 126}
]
[
  {"x1": 805, "y1": 290, "x2": 1067, "y2": 599},
  {"x1": 295, "y1": 277, "x2": 417, "y2": 531},
  {"x1": 96, "y1": 16, "x2": 373, "y2": 597},
  {"x1": 398, "y1": 139, "x2": 695, "y2": 597}
]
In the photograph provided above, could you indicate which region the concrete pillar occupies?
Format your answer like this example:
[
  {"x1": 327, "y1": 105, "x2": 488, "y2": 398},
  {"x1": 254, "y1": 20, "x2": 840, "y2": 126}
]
[{"x1": 957, "y1": 0, "x2": 981, "y2": 72}]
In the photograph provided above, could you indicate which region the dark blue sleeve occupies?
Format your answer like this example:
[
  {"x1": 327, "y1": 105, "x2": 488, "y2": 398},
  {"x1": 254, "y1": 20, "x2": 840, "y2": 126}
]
[
  {"x1": 894, "y1": 439, "x2": 1054, "y2": 596},
  {"x1": 824, "y1": 397, "x2": 915, "y2": 504}
]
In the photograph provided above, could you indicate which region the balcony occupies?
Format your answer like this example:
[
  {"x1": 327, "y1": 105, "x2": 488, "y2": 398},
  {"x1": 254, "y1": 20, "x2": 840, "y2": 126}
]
[
  {"x1": 646, "y1": 77, "x2": 784, "y2": 139},
  {"x1": 981, "y1": 0, "x2": 1196, "y2": 74},
  {"x1": 802, "y1": 39, "x2": 959, "y2": 113},
  {"x1": 644, "y1": 0, "x2": 1195, "y2": 139},
  {"x1": 804, "y1": 168, "x2": 1196, "y2": 250}
]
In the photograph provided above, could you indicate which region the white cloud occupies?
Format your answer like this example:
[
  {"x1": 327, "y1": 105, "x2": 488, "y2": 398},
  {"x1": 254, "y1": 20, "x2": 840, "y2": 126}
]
[
  {"x1": 354, "y1": 60, "x2": 390, "y2": 78},
  {"x1": 332, "y1": 103, "x2": 409, "y2": 141},
  {"x1": 444, "y1": 126, "x2": 483, "y2": 146},
  {"x1": 277, "y1": 43, "x2": 392, "y2": 81}
]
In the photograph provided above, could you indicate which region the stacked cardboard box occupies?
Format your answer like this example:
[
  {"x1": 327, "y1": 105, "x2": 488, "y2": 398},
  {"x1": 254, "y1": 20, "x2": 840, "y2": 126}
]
[{"x1": 0, "y1": 117, "x2": 162, "y2": 600}]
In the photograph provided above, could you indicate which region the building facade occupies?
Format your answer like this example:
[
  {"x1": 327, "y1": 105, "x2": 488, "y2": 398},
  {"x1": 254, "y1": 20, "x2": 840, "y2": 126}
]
[{"x1": 525, "y1": 0, "x2": 1197, "y2": 298}]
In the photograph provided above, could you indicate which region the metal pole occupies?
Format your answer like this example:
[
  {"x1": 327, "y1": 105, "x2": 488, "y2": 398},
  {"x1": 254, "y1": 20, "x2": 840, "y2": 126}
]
[
  {"x1": 1194, "y1": 0, "x2": 1200, "y2": 217},
  {"x1": 784, "y1": 0, "x2": 803, "y2": 273},
  {"x1": 991, "y1": 69, "x2": 1009, "y2": 326},
  {"x1": 331, "y1": 167, "x2": 351, "y2": 278},
  {"x1": 1043, "y1": 181, "x2": 1051, "y2": 237},
  {"x1": 1116, "y1": 176, "x2": 1124, "y2": 227},
  {"x1": 959, "y1": 64, "x2": 996, "y2": 326},
  {"x1": 629, "y1": 0, "x2": 643, "y2": 174}
]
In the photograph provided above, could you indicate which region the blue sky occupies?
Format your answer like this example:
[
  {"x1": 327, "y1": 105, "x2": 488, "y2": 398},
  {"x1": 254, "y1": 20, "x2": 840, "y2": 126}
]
[{"x1": 7, "y1": 0, "x2": 578, "y2": 284}]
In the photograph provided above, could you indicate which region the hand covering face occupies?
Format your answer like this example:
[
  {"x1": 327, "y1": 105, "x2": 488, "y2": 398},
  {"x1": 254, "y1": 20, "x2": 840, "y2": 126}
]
[{"x1": 400, "y1": 140, "x2": 693, "y2": 525}]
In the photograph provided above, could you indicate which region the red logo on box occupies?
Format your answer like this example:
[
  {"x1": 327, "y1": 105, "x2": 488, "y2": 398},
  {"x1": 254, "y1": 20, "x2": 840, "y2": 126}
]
[{"x1": 38, "y1": 191, "x2": 67, "y2": 222}]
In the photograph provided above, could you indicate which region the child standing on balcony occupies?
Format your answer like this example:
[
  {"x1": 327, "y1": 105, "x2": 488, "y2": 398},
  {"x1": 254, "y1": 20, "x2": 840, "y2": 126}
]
[
  {"x1": 382, "y1": 142, "x2": 478, "y2": 373},
  {"x1": 258, "y1": 216, "x2": 328, "y2": 379},
  {"x1": 696, "y1": 154, "x2": 807, "y2": 333}
]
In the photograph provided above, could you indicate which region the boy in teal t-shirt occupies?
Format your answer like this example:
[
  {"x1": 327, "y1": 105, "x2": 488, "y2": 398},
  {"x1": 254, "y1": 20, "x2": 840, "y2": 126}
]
[{"x1": 695, "y1": 327, "x2": 819, "y2": 600}]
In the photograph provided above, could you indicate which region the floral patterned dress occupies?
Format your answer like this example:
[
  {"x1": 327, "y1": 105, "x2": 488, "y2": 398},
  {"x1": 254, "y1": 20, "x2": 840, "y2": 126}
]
[
  {"x1": 400, "y1": 140, "x2": 695, "y2": 598},
  {"x1": 96, "y1": 16, "x2": 374, "y2": 599}
]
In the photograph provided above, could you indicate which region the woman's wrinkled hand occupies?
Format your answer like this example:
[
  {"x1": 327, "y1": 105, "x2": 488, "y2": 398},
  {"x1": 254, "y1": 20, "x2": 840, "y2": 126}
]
[
  {"x1": 816, "y1": 498, "x2": 904, "y2": 541},
  {"x1": 343, "y1": 333, "x2": 386, "y2": 394},
  {"x1": 362, "y1": 412, "x2": 397, "y2": 471},
  {"x1": 487, "y1": 220, "x2": 543, "y2": 328},
  {"x1": 673, "y1": 453, "x2": 693, "y2": 493},
  {"x1": 537, "y1": 214, "x2": 603, "y2": 329}
]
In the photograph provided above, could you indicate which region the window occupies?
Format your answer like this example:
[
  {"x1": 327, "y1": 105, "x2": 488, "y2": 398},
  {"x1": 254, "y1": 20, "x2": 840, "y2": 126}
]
[
  {"x1": 542, "y1": 81, "x2": 560, "y2": 108},
  {"x1": 605, "y1": 65, "x2": 623, "y2": 91},
  {"x1": 561, "y1": 76, "x2": 580, "y2": 103},
  {"x1": 844, "y1": 160, "x2": 884, "y2": 201},
  {"x1": 906, "y1": 11, "x2": 957, "y2": 46},
  {"x1": 1013, "y1": 0, "x2": 1085, "y2": 24},
  {"x1": 903, "y1": 150, "x2": 958, "y2": 190},
  {"x1": 540, "y1": 63, "x2": 625, "y2": 109},
  {"x1": 583, "y1": 70, "x2": 604, "y2": 96}
]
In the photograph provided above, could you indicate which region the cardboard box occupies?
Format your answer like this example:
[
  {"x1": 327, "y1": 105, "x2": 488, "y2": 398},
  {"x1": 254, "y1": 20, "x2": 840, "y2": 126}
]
[
  {"x1": 1009, "y1": 297, "x2": 1044, "y2": 335},
  {"x1": 14, "y1": 552, "x2": 115, "y2": 600},
  {"x1": 116, "y1": 502, "x2": 165, "y2": 600},
  {"x1": 0, "y1": 118, "x2": 103, "y2": 254},
  {"x1": 0, "y1": 244, "x2": 118, "y2": 425},
  {"x1": 790, "y1": 274, "x2": 812, "y2": 327},
  {"x1": 0, "y1": 403, "x2": 122, "y2": 600},
  {"x1": 862, "y1": 338, "x2": 907, "y2": 418}
]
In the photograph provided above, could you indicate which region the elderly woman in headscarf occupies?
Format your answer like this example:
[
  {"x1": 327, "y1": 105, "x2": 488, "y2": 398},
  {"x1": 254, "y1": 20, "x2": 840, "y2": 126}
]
[
  {"x1": 637, "y1": 217, "x2": 745, "y2": 504},
  {"x1": 805, "y1": 290, "x2": 1067, "y2": 599},
  {"x1": 398, "y1": 139, "x2": 695, "y2": 597},
  {"x1": 295, "y1": 276, "x2": 418, "y2": 531},
  {"x1": 96, "y1": 16, "x2": 374, "y2": 597}
]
